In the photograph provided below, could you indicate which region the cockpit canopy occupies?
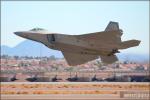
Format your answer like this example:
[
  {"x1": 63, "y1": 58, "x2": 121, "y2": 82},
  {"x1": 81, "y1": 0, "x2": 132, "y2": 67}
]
[{"x1": 30, "y1": 28, "x2": 47, "y2": 31}]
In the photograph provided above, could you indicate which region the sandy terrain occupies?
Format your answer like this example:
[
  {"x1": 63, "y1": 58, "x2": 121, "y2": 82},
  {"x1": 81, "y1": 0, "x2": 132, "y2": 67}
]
[{"x1": 1, "y1": 82, "x2": 149, "y2": 100}]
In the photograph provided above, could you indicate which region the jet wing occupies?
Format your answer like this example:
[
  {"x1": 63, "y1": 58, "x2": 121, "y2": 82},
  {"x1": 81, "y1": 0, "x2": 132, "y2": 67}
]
[
  {"x1": 62, "y1": 52, "x2": 98, "y2": 66},
  {"x1": 100, "y1": 55, "x2": 118, "y2": 64},
  {"x1": 77, "y1": 30, "x2": 123, "y2": 44}
]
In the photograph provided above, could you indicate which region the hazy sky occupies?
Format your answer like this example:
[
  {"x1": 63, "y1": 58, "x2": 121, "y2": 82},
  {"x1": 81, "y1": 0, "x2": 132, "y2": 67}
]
[{"x1": 1, "y1": 1, "x2": 149, "y2": 54}]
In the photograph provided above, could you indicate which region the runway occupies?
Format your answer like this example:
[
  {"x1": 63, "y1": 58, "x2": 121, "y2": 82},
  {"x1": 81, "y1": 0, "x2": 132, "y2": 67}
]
[{"x1": 1, "y1": 94, "x2": 149, "y2": 100}]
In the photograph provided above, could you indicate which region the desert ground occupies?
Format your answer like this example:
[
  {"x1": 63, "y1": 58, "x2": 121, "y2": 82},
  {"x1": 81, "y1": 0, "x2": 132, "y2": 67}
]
[
  {"x1": 1, "y1": 82, "x2": 149, "y2": 100},
  {"x1": 1, "y1": 57, "x2": 149, "y2": 100}
]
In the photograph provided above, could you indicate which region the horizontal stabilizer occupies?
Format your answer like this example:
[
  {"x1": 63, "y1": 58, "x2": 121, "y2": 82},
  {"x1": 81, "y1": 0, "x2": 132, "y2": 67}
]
[
  {"x1": 100, "y1": 55, "x2": 118, "y2": 64},
  {"x1": 62, "y1": 52, "x2": 98, "y2": 66},
  {"x1": 119, "y1": 40, "x2": 141, "y2": 49}
]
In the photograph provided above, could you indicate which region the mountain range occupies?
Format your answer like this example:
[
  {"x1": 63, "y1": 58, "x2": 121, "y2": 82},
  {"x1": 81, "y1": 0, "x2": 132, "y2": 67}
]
[
  {"x1": 1, "y1": 40, "x2": 149, "y2": 63},
  {"x1": 1, "y1": 40, "x2": 63, "y2": 58}
]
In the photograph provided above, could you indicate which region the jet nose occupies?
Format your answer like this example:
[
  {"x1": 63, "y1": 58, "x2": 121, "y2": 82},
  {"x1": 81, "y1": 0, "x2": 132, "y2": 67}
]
[
  {"x1": 14, "y1": 32, "x2": 23, "y2": 37},
  {"x1": 14, "y1": 31, "x2": 28, "y2": 38},
  {"x1": 14, "y1": 31, "x2": 22, "y2": 36}
]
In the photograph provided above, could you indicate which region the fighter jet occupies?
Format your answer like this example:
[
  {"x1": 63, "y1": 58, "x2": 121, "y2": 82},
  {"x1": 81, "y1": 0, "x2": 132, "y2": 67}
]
[{"x1": 14, "y1": 21, "x2": 140, "y2": 66}]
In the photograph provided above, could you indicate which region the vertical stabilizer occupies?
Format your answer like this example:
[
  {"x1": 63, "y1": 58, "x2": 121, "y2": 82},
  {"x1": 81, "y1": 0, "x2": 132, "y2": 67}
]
[{"x1": 105, "y1": 21, "x2": 119, "y2": 31}]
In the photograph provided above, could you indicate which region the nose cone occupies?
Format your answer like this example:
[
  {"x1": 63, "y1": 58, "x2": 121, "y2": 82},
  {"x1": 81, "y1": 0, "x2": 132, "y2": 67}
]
[
  {"x1": 14, "y1": 31, "x2": 45, "y2": 43},
  {"x1": 14, "y1": 31, "x2": 21, "y2": 36},
  {"x1": 14, "y1": 31, "x2": 24, "y2": 37},
  {"x1": 14, "y1": 31, "x2": 29, "y2": 39}
]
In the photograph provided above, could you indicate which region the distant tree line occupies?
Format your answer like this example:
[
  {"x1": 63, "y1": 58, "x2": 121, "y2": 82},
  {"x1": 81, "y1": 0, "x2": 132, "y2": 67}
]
[{"x1": 1, "y1": 54, "x2": 59, "y2": 60}]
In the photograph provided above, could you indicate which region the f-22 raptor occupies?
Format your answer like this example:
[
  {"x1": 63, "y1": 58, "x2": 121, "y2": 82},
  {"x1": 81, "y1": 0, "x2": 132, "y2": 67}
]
[{"x1": 14, "y1": 21, "x2": 140, "y2": 66}]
